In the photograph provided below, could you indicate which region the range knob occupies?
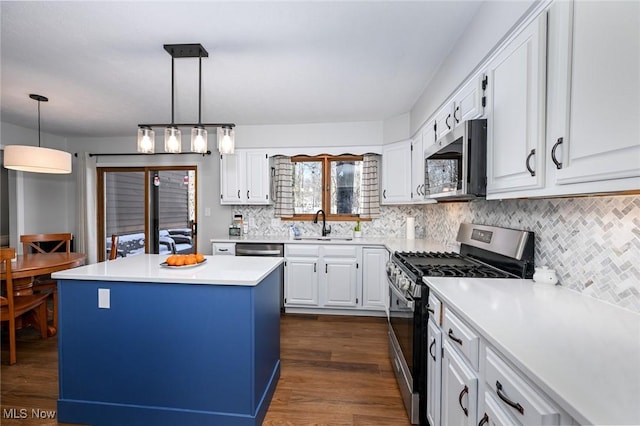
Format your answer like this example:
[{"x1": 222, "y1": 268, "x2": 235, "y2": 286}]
[{"x1": 400, "y1": 277, "x2": 411, "y2": 291}]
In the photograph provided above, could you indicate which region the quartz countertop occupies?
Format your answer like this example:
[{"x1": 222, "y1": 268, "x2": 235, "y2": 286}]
[
  {"x1": 52, "y1": 254, "x2": 283, "y2": 286},
  {"x1": 425, "y1": 277, "x2": 640, "y2": 426},
  {"x1": 211, "y1": 235, "x2": 447, "y2": 254}
]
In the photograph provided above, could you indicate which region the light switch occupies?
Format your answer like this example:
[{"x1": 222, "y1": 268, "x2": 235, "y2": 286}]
[
  {"x1": 98, "y1": 288, "x2": 110, "y2": 309},
  {"x1": 204, "y1": 207, "x2": 211, "y2": 217}
]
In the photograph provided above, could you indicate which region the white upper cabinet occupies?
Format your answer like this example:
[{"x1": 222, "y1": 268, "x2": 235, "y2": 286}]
[
  {"x1": 434, "y1": 101, "x2": 456, "y2": 141},
  {"x1": 452, "y1": 73, "x2": 485, "y2": 125},
  {"x1": 485, "y1": 12, "x2": 548, "y2": 195},
  {"x1": 381, "y1": 140, "x2": 413, "y2": 204},
  {"x1": 549, "y1": 0, "x2": 640, "y2": 188},
  {"x1": 220, "y1": 149, "x2": 270, "y2": 205},
  {"x1": 411, "y1": 134, "x2": 425, "y2": 201}
]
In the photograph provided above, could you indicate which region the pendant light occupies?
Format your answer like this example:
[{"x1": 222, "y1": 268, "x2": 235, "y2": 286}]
[
  {"x1": 3, "y1": 94, "x2": 72, "y2": 174},
  {"x1": 137, "y1": 44, "x2": 235, "y2": 154}
]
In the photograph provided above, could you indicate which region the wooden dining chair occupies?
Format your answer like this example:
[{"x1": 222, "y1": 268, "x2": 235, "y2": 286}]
[
  {"x1": 109, "y1": 234, "x2": 119, "y2": 260},
  {"x1": 1, "y1": 248, "x2": 49, "y2": 365},
  {"x1": 19, "y1": 233, "x2": 73, "y2": 332}
]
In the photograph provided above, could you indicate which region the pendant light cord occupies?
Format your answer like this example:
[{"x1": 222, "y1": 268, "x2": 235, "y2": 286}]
[
  {"x1": 171, "y1": 53, "x2": 175, "y2": 125},
  {"x1": 198, "y1": 53, "x2": 202, "y2": 125}
]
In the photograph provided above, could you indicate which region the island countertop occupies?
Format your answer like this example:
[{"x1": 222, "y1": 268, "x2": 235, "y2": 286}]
[{"x1": 52, "y1": 254, "x2": 283, "y2": 286}]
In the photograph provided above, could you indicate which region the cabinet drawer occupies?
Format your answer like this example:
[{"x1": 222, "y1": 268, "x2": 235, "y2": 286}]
[
  {"x1": 322, "y1": 245, "x2": 357, "y2": 257},
  {"x1": 485, "y1": 347, "x2": 561, "y2": 425},
  {"x1": 443, "y1": 308, "x2": 480, "y2": 370},
  {"x1": 428, "y1": 292, "x2": 443, "y2": 325},
  {"x1": 285, "y1": 244, "x2": 320, "y2": 257},
  {"x1": 212, "y1": 243, "x2": 235, "y2": 255}
]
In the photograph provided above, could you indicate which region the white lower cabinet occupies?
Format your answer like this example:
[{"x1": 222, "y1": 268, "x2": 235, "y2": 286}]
[
  {"x1": 284, "y1": 244, "x2": 387, "y2": 313},
  {"x1": 441, "y1": 340, "x2": 479, "y2": 426},
  {"x1": 321, "y1": 245, "x2": 359, "y2": 308},
  {"x1": 426, "y1": 318, "x2": 443, "y2": 426},
  {"x1": 284, "y1": 245, "x2": 320, "y2": 306},
  {"x1": 361, "y1": 247, "x2": 389, "y2": 311},
  {"x1": 428, "y1": 285, "x2": 576, "y2": 426},
  {"x1": 483, "y1": 346, "x2": 564, "y2": 425}
]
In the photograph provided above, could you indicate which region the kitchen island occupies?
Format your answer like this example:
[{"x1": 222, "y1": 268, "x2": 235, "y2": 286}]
[{"x1": 52, "y1": 255, "x2": 283, "y2": 426}]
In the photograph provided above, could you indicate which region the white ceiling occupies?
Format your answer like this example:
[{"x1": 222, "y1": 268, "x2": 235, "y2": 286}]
[{"x1": 0, "y1": 1, "x2": 483, "y2": 138}]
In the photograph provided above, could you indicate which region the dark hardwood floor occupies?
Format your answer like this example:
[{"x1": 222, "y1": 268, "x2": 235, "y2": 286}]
[{"x1": 2, "y1": 314, "x2": 410, "y2": 425}]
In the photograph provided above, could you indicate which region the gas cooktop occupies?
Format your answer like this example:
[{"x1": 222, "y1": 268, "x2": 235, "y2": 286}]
[
  {"x1": 392, "y1": 223, "x2": 535, "y2": 282},
  {"x1": 394, "y1": 251, "x2": 515, "y2": 279}
]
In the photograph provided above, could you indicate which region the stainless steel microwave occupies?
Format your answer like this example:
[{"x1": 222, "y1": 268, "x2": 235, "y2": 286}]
[{"x1": 424, "y1": 119, "x2": 487, "y2": 200}]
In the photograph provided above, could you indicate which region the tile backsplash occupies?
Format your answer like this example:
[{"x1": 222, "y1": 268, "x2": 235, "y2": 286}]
[{"x1": 233, "y1": 195, "x2": 640, "y2": 313}]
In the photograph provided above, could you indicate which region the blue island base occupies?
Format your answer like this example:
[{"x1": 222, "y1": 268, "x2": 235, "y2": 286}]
[
  {"x1": 56, "y1": 267, "x2": 283, "y2": 426},
  {"x1": 58, "y1": 362, "x2": 280, "y2": 426}
]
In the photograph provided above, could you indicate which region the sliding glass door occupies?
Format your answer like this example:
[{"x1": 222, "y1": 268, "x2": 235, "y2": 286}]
[{"x1": 97, "y1": 166, "x2": 197, "y2": 261}]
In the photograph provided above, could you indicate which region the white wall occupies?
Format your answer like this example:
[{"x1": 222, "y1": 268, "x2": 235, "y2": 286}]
[
  {"x1": 382, "y1": 113, "x2": 410, "y2": 144},
  {"x1": 1, "y1": 122, "x2": 74, "y2": 251},
  {"x1": 235, "y1": 120, "x2": 382, "y2": 149},
  {"x1": 410, "y1": 0, "x2": 537, "y2": 135}
]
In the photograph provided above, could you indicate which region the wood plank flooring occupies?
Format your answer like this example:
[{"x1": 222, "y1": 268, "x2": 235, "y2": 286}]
[{"x1": 1, "y1": 314, "x2": 411, "y2": 425}]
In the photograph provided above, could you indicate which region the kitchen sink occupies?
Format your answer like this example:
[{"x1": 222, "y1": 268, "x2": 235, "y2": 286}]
[{"x1": 294, "y1": 236, "x2": 353, "y2": 241}]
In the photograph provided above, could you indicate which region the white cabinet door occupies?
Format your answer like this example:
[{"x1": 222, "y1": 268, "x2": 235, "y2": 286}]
[
  {"x1": 411, "y1": 136, "x2": 425, "y2": 201},
  {"x1": 361, "y1": 247, "x2": 389, "y2": 311},
  {"x1": 322, "y1": 258, "x2": 358, "y2": 307},
  {"x1": 441, "y1": 341, "x2": 478, "y2": 426},
  {"x1": 486, "y1": 13, "x2": 547, "y2": 195},
  {"x1": 220, "y1": 150, "x2": 271, "y2": 205},
  {"x1": 426, "y1": 318, "x2": 443, "y2": 426},
  {"x1": 285, "y1": 257, "x2": 319, "y2": 306},
  {"x1": 220, "y1": 153, "x2": 243, "y2": 203},
  {"x1": 453, "y1": 74, "x2": 485, "y2": 125},
  {"x1": 245, "y1": 150, "x2": 270, "y2": 204},
  {"x1": 381, "y1": 140, "x2": 412, "y2": 204},
  {"x1": 479, "y1": 392, "x2": 518, "y2": 426},
  {"x1": 435, "y1": 101, "x2": 455, "y2": 140},
  {"x1": 552, "y1": 0, "x2": 640, "y2": 186}
]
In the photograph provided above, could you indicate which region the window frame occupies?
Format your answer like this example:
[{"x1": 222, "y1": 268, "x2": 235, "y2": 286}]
[{"x1": 289, "y1": 154, "x2": 367, "y2": 222}]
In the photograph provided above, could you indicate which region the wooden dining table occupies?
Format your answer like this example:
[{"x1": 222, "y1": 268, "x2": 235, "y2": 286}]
[{"x1": 1, "y1": 252, "x2": 86, "y2": 335}]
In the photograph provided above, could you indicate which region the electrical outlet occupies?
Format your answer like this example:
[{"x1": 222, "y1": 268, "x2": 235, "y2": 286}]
[{"x1": 98, "y1": 288, "x2": 110, "y2": 309}]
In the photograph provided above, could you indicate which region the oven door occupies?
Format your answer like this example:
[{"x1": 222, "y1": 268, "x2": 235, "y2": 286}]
[{"x1": 388, "y1": 276, "x2": 420, "y2": 424}]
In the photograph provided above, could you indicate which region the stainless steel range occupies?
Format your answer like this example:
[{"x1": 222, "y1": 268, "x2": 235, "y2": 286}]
[{"x1": 387, "y1": 223, "x2": 535, "y2": 425}]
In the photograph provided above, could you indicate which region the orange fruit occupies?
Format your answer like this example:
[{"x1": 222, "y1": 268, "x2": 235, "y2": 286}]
[
  {"x1": 185, "y1": 255, "x2": 197, "y2": 265},
  {"x1": 166, "y1": 255, "x2": 177, "y2": 266},
  {"x1": 174, "y1": 256, "x2": 185, "y2": 266},
  {"x1": 195, "y1": 253, "x2": 205, "y2": 263}
]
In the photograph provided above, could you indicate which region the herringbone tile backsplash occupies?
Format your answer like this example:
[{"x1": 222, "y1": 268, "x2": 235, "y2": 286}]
[
  {"x1": 234, "y1": 195, "x2": 640, "y2": 313},
  {"x1": 407, "y1": 195, "x2": 640, "y2": 313}
]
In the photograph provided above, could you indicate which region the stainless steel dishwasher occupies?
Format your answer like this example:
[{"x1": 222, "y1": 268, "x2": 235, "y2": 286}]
[{"x1": 235, "y1": 243, "x2": 285, "y2": 312}]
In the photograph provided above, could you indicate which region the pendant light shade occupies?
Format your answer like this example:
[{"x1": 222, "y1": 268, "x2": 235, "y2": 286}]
[
  {"x1": 137, "y1": 126, "x2": 155, "y2": 153},
  {"x1": 2, "y1": 94, "x2": 72, "y2": 174},
  {"x1": 217, "y1": 126, "x2": 235, "y2": 154},
  {"x1": 4, "y1": 145, "x2": 72, "y2": 174},
  {"x1": 191, "y1": 127, "x2": 207, "y2": 153},
  {"x1": 164, "y1": 126, "x2": 182, "y2": 153},
  {"x1": 137, "y1": 44, "x2": 235, "y2": 155}
]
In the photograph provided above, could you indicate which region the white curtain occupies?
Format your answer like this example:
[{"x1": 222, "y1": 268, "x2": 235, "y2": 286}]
[
  {"x1": 272, "y1": 156, "x2": 293, "y2": 218},
  {"x1": 359, "y1": 154, "x2": 380, "y2": 219},
  {"x1": 75, "y1": 152, "x2": 98, "y2": 264}
]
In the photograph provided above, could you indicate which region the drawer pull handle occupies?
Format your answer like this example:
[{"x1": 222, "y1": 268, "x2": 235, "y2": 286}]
[
  {"x1": 496, "y1": 380, "x2": 524, "y2": 415},
  {"x1": 478, "y1": 413, "x2": 489, "y2": 426},
  {"x1": 551, "y1": 137, "x2": 563, "y2": 169},
  {"x1": 458, "y1": 385, "x2": 469, "y2": 416},
  {"x1": 429, "y1": 339, "x2": 436, "y2": 361},
  {"x1": 448, "y1": 328, "x2": 463, "y2": 345}
]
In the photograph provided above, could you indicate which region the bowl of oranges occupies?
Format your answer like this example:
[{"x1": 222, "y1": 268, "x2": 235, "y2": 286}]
[{"x1": 161, "y1": 253, "x2": 207, "y2": 268}]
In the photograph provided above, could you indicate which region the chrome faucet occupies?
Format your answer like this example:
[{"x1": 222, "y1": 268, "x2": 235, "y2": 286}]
[{"x1": 313, "y1": 209, "x2": 331, "y2": 237}]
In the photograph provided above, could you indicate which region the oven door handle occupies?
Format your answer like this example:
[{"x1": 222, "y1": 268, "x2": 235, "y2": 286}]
[{"x1": 389, "y1": 282, "x2": 415, "y2": 311}]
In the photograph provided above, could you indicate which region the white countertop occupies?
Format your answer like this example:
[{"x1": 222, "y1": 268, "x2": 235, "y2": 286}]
[
  {"x1": 52, "y1": 254, "x2": 284, "y2": 286},
  {"x1": 211, "y1": 235, "x2": 447, "y2": 254},
  {"x1": 425, "y1": 277, "x2": 640, "y2": 426}
]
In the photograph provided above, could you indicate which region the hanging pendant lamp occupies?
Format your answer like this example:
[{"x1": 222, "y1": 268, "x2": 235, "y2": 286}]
[
  {"x1": 3, "y1": 94, "x2": 72, "y2": 174},
  {"x1": 137, "y1": 43, "x2": 235, "y2": 154}
]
